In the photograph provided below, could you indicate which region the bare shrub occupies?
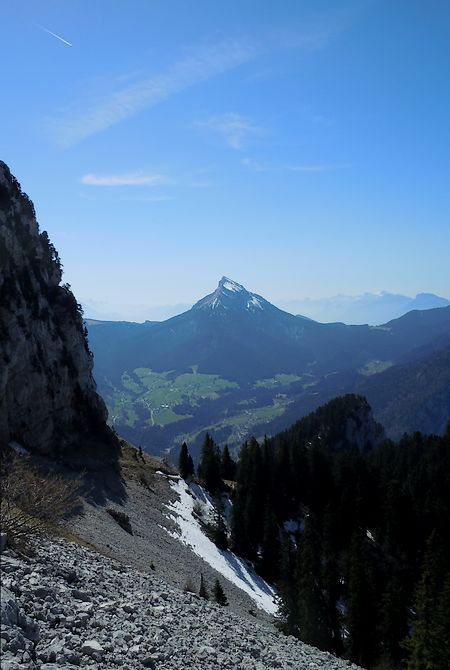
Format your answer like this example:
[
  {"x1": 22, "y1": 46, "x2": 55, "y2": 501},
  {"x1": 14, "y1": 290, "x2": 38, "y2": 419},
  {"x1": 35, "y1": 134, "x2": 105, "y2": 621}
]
[{"x1": 0, "y1": 455, "x2": 81, "y2": 547}]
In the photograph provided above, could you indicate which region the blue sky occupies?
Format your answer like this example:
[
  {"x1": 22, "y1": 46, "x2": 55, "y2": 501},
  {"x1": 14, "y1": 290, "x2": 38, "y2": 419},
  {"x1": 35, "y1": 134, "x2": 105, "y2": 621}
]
[{"x1": 2, "y1": 0, "x2": 449, "y2": 320}]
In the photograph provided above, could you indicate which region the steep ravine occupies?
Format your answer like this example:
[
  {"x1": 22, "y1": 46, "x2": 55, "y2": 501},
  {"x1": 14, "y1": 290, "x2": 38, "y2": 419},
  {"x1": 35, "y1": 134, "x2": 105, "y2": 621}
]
[{"x1": 0, "y1": 161, "x2": 115, "y2": 461}]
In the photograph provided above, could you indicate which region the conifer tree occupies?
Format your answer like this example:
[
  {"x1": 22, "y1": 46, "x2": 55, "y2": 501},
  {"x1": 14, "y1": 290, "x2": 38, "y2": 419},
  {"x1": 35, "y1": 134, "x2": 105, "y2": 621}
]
[
  {"x1": 296, "y1": 517, "x2": 331, "y2": 651},
  {"x1": 231, "y1": 438, "x2": 264, "y2": 559},
  {"x1": 404, "y1": 531, "x2": 445, "y2": 670},
  {"x1": 322, "y1": 509, "x2": 343, "y2": 656},
  {"x1": 259, "y1": 505, "x2": 280, "y2": 583},
  {"x1": 220, "y1": 445, "x2": 236, "y2": 480},
  {"x1": 376, "y1": 574, "x2": 408, "y2": 668},
  {"x1": 277, "y1": 534, "x2": 298, "y2": 635},
  {"x1": 211, "y1": 502, "x2": 228, "y2": 550},
  {"x1": 198, "y1": 433, "x2": 222, "y2": 494},
  {"x1": 430, "y1": 572, "x2": 450, "y2": 668},
  {"x1": 345, "y1": 531, "x2": 378, "y2": 666},
  {"x1": 178, "y1": 441, "x2": 194, "y2": 480},
  {"x1": 213, "y1": 578, "x2": 228, "y2": 606},
  {"x1": 199, "y1": 573, "x2": 209, "y2": 600}
]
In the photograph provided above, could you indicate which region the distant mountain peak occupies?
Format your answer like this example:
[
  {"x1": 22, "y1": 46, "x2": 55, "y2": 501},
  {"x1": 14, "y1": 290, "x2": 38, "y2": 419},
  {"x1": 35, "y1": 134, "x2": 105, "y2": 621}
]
[
  {"x1": 192, "y1": 277, "x2": 267, "y2": 314},
  {"x1": 218, "y1": 276, "x2": 245, "y2": 293}
]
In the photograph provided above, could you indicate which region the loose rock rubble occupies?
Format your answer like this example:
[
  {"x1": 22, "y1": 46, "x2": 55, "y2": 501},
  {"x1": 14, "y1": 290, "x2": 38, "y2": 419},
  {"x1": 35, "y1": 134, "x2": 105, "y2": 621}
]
[{"x1": 0, "y1": 536, "x2": 361, "y2": 669}]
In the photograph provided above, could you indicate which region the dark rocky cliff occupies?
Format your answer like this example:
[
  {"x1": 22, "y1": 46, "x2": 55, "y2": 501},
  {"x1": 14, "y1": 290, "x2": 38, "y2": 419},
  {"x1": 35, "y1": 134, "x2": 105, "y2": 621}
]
[{"x1": 0, "y1": 161, "x2": 115, "y2": 460}]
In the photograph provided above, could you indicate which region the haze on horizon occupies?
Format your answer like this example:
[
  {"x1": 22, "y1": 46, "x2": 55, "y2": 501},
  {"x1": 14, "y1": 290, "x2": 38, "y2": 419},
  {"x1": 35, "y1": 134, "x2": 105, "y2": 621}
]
[{"x1": 2, "y1": 0, "x2": 449, "y2": 315}]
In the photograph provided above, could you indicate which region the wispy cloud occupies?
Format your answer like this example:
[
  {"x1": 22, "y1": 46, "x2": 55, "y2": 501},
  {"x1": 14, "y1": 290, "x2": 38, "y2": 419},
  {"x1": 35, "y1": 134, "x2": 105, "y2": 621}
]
[
  {"x1": 79, "y1": 191, "x2": 172, "y2": 203},
  {"x1": 80, "y1": 172, "x2": 172, "y2": 186},
  {"x1": 197, "y1": 113, "x2": 263, "y2": 150},
  {"x1": 241, "y1": 158, "x2": 348, "y2": 173},
  {"x1": 38, "y1": 24, "x2": 72, "y2": 47},
  {"x1": 49, "y1": 40, "x2": 257, "y2": 148},
  {"x1": 284, "y1": 164, "x2": 336, "y2": 173}
]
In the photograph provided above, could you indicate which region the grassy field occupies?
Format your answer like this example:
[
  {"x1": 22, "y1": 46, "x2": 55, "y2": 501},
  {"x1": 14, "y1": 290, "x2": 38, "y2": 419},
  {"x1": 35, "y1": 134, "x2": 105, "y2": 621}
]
[
  {"x1": 106, "y1": 368, "x2": 239, "y2": 428},
  {"x1": 254, "y1": 373, "x2": 317, "y2": 389},
  {"x1": 102, "y1": 368, "x2": 329, "y2": 455}
]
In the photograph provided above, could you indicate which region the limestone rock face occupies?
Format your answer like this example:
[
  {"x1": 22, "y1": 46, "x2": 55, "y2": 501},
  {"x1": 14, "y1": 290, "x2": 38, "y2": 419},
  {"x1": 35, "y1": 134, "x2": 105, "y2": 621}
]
[{"x1": 0, "y1": 161, "x2": 112, "y2": 459}]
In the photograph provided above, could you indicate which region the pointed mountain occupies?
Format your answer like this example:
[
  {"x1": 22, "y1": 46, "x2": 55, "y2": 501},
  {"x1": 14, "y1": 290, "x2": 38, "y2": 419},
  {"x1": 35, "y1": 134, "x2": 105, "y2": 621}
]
[
  {"x1": 86, "y1": 276, "x2": 450, "y2": 457},
  {"x1": 87, "y1": 277, "x2": 450, "y2": 385},
  {"x1": 193, "y1": 277, "x2": 280, "y2": 316}
]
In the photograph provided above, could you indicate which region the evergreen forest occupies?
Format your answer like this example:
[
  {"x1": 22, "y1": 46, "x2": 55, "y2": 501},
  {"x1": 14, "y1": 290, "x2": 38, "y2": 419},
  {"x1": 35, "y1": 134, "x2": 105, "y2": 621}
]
[{"x1": 190, "y1": 395, "x2": 450, "y2": 669}]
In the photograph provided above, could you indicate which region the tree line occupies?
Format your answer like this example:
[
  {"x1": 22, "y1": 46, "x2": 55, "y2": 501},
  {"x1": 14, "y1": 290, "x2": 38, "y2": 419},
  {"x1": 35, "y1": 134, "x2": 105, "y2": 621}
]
[{"x1": 178, "y1": 395, "x2": 450, "y2": 669}]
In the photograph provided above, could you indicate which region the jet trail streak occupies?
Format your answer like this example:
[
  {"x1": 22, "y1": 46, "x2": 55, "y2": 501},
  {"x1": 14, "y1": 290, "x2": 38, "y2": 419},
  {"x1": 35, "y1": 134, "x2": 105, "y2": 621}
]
[{"x1": 39, "y1": 25, "x2": 72, "y2": 47}]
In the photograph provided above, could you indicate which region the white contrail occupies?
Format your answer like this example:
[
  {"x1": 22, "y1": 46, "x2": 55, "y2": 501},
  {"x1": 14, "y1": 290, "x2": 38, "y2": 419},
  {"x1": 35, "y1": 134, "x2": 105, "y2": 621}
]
[{"x1": 39, "y1": 25, "x2": 72, "y2": 47}]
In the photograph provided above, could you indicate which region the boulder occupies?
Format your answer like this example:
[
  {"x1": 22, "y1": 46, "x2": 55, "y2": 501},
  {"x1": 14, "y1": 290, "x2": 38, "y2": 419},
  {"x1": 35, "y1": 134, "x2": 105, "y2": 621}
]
[{"x1": 0, "y1": 587, "x2": 19, "y2": 627}]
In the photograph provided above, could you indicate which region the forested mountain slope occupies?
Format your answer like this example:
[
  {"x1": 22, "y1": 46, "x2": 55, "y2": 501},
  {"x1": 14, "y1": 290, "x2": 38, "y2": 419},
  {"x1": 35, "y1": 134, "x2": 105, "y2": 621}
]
[{"x1": 195, "y1": 395, "x2": 450, "y2": 669}]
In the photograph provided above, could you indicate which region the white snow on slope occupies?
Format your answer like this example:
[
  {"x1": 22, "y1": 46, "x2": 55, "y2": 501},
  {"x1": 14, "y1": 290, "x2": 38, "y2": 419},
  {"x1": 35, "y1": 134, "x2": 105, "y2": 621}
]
[
  {"x1": 223, "y1": 279, "x2": 244, "y2": 293},
  {"x1": 164, "y1": 478, "x2": 278, "y2": 614},
  {"x1": 247, "y1": 296, "x2": 263, "y2": 310}
]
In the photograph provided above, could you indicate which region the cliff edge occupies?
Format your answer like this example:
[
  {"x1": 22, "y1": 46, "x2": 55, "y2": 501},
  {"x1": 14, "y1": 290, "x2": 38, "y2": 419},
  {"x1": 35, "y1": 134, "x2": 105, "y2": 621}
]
[{"x1": 0, "y1": 161, "x2": 115, "y2": 461}]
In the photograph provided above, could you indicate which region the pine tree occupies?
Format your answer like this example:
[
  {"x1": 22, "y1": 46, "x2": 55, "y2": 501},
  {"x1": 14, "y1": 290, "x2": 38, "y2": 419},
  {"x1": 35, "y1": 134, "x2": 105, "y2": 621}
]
[
  {"x1": 378, "y1": 574, "x2": 408, "y2": 668},
  {"x1": 345, "y1": 531, "x2": 378, "y2": 666},
  {"x1": 220, "y1": 445, "x2": 236, "y2": 480},
  {"x1": 231, "y1": 438, "x2": 264, "y2": 559},
  {"x1": 276, "y1": 534, "x2": 298, "y2": 635},
  {"x1": 211, "y1": 502, "x2": 228, "y2": 550},
  {"x1": 322, "y1": 509, "x2": 343, "y2": 656},
  {"x1": 178, "y1": 442, "x2": 194, "y2": 480},
  {"x1": 259, "y1": 505, "x2": 280, "y2": 583},
  {"x1": 199, "y1": 573, "x2": 209, "y2": 600},
  {"x1": 404, "y1": 531, "x2": 445, "y2": 670},
  {"x1": 296, "y1": 517, "x2": 331, "y2": 651},
  {"x1": 198, "y1": 433, "x2": 222, "y2": 494},
  {"x1": 430, "y1": 572, "x2": 450, "y2": 668},
  {"x1": 213, "y1": 579, "x2": 228, "y2": 606}
]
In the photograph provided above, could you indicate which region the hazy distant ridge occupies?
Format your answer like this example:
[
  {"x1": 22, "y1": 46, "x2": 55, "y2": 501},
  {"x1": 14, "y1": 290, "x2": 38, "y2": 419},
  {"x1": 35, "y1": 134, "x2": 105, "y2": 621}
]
[
  {"x1": 84, "y1": 291, "x2": 449, "y2": 326},
  {"x1": 279, "y1": 291, "x2": 450, "y2": 325}
]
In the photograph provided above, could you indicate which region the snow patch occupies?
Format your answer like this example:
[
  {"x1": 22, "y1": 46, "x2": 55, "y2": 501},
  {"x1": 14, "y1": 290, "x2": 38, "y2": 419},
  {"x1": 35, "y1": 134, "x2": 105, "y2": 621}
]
[
  {"x1": 164, "y1": 478, "x2": 278, "y2": 614},
  {"x1": 222, "y1": 279, "x2": 244, "y2": 293},
  {"x1": 247, "y1": 296, "x2": 263, "y2": 310}
]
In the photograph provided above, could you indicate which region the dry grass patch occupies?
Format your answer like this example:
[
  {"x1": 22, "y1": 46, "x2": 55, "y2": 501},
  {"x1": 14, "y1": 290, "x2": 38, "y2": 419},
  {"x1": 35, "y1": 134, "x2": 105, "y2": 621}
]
[{"x1": 118, "y1": 439, "x2": 175, "y2": 481}]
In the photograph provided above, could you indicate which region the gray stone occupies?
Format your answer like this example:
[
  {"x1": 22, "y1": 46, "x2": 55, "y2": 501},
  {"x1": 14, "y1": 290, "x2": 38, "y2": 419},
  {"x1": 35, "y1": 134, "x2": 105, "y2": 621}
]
[
  {"x1": 0, "y1": 532, "x2": 7, "y2": 552},
  {"x1": 5, "y1": 633, "x2": 26, "y2": 653},
  {"x1": 122, "y1": 603, "x2": 137, "y2": 614},
  {"x1": 0, "y1": 587, "x2": 19, "y2": 627},
  {"x1": 18, "y1": 612, "x2": 40, "y2": 642},
  {"x1": 65, "y1": 651, "x2": 81, "y2": 665},
  {"x1": 32, "y1": 585, "x2": 56, "y2": 599},
  {"x1": 81, "y1": 639, "x2": 104, "y2": 657},
  {"x1": 71, "y1": 589, "x2": 90, "y2": 602}
]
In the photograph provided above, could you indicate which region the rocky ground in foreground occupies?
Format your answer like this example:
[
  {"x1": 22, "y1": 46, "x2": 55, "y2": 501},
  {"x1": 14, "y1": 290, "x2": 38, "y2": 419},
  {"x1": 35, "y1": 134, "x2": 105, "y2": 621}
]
[{"x1": 1, "y1": 535, "x2": 361, "y2": 670}]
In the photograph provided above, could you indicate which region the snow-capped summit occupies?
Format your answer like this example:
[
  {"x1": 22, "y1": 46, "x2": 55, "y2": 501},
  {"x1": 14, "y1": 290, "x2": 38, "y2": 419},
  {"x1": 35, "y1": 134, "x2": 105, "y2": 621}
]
[
  {"x1": 192, "y1": 277, "x2": 267, "y2": 314},
  {"x1": 219, "y1": 277, "x2": 245, "y2": 293}
]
